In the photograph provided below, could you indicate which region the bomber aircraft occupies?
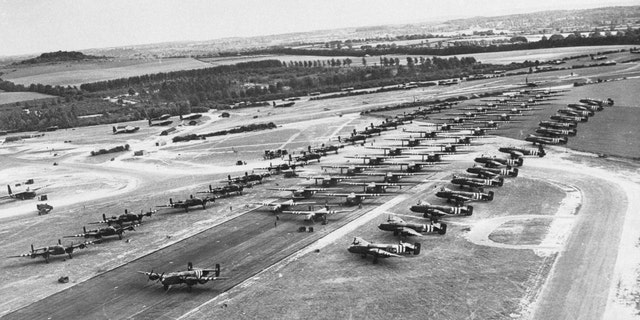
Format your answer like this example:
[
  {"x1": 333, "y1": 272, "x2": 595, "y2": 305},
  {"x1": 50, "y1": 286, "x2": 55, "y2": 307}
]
[
  {"x1": 579, "y1": 98, "x2": 614, "y2": 107},
  {"x1": 466, "y1": 165, "x2": 519, "y2": 178},
  {"x1": 280, "y1": 205, "x2": 350, "y2": 223},
  {"x1": 409, "y1": 201, "x2": 473, "y2": 219},
  {"x1": 198, "y1": 184, "x2": 244, "y2": 197},
  {"x1": 498, "y1": 146, "x2": 546, "y2": 158},
  {"x1": 557, "y1": 108, "x2": 594, "y2": 118},
  {"x1": 343, "y1": 181, "x2": 409, "y2": 193},
  {"x1": 313, "y1": 144, "x2": 344, "y2": 155},
  {"x1": 226, "y1": 172, "x2": 270, "y2": 185},
  {"x1": 254, "y1": 199, "x2": 316, "y2": 213},
  {"x1": 354, "y1": 171, "x2": 420, "y2": 183},
  {"x1": 474, "y1": 156, "x2": 523, "y2": 168},
  {"x1": 157, "y1": 195, "x2": 213, "y2": 212},
  {"x1": 525, "y1": 134, "x2": 568, "y2": 145},
  {"x1": 112, "y1": 125, "x2": 140, "y2": 134},
  {"x1": 347, "y1": 237, "x2": 420, "y2": 264},
  {"x1": 539, "y1": 120, "x2": 577, "y2": 129},
  {"x1": 451, "y1": 175, "x2": 504, "y2": 189},
  {"x1": 435, "y1": 187, "x2": 494, "y2": 205},
  {"x1": 91, "y1": 209, "x2": 156, "y2": 226},
  {"x1": 378, "y1": 216, "x2": 447, "y2": 236},
  {"x1": 345, "y1": 155, "x2": 408, "y2": 165},
  {"x1": 320, "y1": 192, "x2": 388, "y2": 206},
  {"x1": 10, "y1": 239, "x2": 100, "y2": 263},
  {"x1": 139, "y1": 262, "x2": 226, "y2": 291},
  {"x1": 535, "y1": 127, "x2": 577, "y2": 137},
  {"x1": 320, "y1": 165, "x2": 382, "y2": 175},
  {"x1": 567, "y1": 103, "x2": 603, "y2": 112},
  {"x1": 65, "y1": 225, "x2": 137, "y2": 240},
  {"x1": 306, "y1": 175, "x2": 354, "y2": 187},
  {"x1": 269, "y1": 187, "x2": 335, "y2": 199},
  {"x1": 550, "y1": 114, "x2": 588, "y2": 123},
  {"x1": 3, "y1": 185, "x2": 41, "y2": 200}
]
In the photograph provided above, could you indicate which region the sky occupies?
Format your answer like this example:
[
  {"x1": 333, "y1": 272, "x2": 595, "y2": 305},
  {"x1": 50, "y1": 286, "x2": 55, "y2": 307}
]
[{"x1": 0, "y1": 0, "x2": 636, "y2": 56}]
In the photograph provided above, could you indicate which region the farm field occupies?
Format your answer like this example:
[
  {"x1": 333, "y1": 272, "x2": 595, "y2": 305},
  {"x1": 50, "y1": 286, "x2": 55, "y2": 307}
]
[
  {"x1": 457, "y1": 45, "x2": 636, "y2": 64},
  {"x1": 0, "y1": 91, "x2": 55, "y2": 105},
  {"x1": 0, "y1": 58, "x2": 211, "y2": 87}
]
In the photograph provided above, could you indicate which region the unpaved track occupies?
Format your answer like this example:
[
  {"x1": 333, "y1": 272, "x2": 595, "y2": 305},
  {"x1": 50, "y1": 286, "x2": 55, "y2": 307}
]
[{"x1": 529, "y1": 165, "x2": 628, "y2": 320}]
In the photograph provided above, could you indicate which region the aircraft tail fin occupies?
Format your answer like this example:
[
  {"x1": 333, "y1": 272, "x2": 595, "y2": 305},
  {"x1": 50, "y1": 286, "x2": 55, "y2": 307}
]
[
  {"x1": 187, "y1": 262, "x2": 193, "y2": 271},
  {"x1": 467, "y1": 205, "x2": 474, "y2": 216},
  {"x1": 487, "y1": 191, "x2": 494, "y2": 201},
  {"x1": 413, "y1": 242, "x2": 421, "y2": 255},
  {"x1": 438, "y1": 223, "x2": 447, "y2": 235},
  {"x1": 215, "y1": 264, "x2": 220, "y2": 277},
  {"x1": 7, "y1": 185, "x2": 12, "y2": 196},
  {"x1": 112, "y1": 126, "x2": 116, "y2": 133},
  {"x1": 498, "y1": 177, "x2": 504, "y2": 186},
  {"x1": 538, "y1": 145, "x2": 546, "y2": 157}
]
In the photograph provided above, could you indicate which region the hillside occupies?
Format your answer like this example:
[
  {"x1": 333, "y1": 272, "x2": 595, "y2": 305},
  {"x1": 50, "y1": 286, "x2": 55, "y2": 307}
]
[{"x1": 16, "y1": 51, "x2": 107, "y2": 65}]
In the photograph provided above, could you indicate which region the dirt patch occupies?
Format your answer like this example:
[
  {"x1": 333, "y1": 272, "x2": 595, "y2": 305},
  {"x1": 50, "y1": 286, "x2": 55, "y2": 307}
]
[{"x1": 489, "y1": 218, "x2": 552, "y2": 245}]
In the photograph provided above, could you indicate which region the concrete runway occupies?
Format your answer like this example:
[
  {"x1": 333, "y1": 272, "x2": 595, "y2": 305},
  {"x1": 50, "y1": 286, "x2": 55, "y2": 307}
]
[{"x1": 3, "y1": 189, "x2": 393, "y2": 319}]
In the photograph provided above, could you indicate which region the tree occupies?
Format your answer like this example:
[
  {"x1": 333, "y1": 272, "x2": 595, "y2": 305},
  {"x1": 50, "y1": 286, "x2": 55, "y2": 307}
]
[
  {"x1": 549, "y1": 34, "x2": 564, "y2": 41},
  {"x1": 510, "y1": 36, "x2": 528, "y2": 43}
]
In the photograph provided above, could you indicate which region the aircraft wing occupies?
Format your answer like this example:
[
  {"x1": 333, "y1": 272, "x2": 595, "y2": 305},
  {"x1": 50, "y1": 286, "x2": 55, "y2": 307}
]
[
  {"x1": 355, "y1": 172, "x2": 386, "y2": 176},
  {"x1": 9, "y1": 252, "x2": 42, "y2": 258},
  {"x1": 319, "y1": 193, "x2": 353, "y2": 197},
  {"x1": 399, "y1": 227, "x2": 423, "y2": 237},
  {"x1": 70, "y1": 239, "x2": 101, "y2": 248},
  {"x1": 423, "y1": 208, "x2": 450, "y2": 217},
  {"x1": 450, "y1": 194, "x2": 472, "y2": 202},
  {"x1": 64, "y1": 233, "x2": 92, "y2": 238},
  {"x1": 467, "y1": 181, "x2": 483, "y2": 188},
  {"x1": 137, "y1": 271, "x2": 158, "y2": 277},
  {"x1": 477, "y1": 171, "x2": 499, "y2": 179},
  {"x1": 197, "y1": 276, "x2": 228, "y2": 281},
  {"x1": 255, "y1": 200, "x2": 279, "y2": 206},
  {"x1": 343, "y1": 182, "x2": 369, "y2": 186},
  {"x1": 368, "y1": 248, "x2": 402, "y2": 258},
  {"x1": 280, "y1": 210, "x2": 316, "y2": 215}
]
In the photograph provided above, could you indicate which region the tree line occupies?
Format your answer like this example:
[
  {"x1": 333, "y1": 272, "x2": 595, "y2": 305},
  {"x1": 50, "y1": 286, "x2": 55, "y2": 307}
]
[{"x1": 240, "y1": 29, "x2": 640, "y2": 58}]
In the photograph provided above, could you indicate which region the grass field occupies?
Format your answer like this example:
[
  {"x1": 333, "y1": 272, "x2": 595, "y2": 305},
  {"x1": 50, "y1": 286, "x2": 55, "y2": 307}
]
[
  {"x1": 0, "y1": 58, "x2": 211, "y2": 87},
  {"x1": 0, "y1": 91, "x2": 55, "y2": 105},
  {"x1": 457, "y1": 45, "x2": 636, "y2": 64}
]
